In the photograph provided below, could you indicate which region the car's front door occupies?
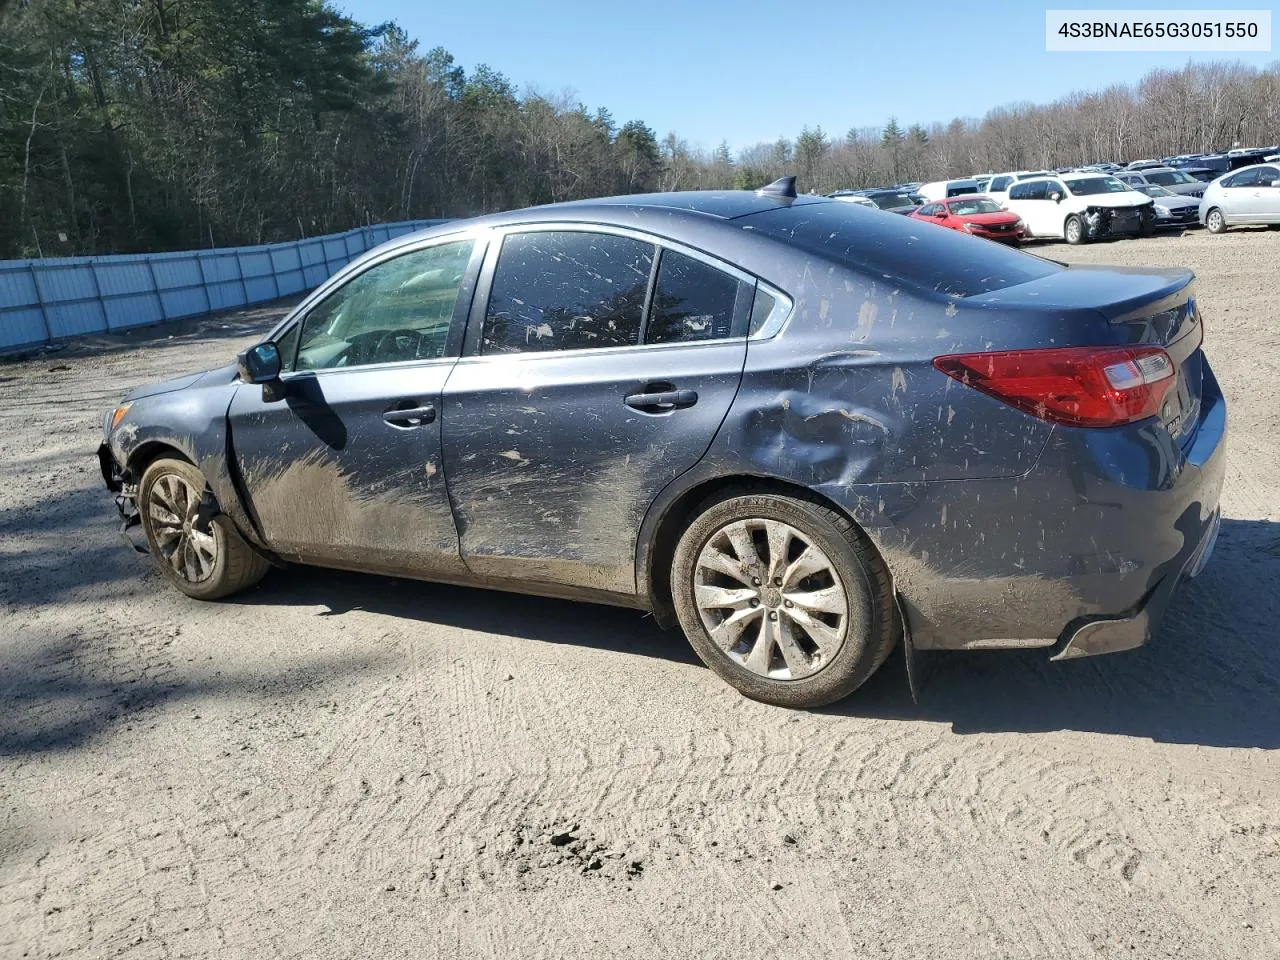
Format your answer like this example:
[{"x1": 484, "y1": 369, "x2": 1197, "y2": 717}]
[
  {"x1": 227, "y1": 235, "x2": 484, "y2": 577},
  {"x1": 1218, "y1": 168, "x2": 1262, "y2": 222},
  {"x1": 440, "y1": 226, "x2": 755, "y2": 595}
]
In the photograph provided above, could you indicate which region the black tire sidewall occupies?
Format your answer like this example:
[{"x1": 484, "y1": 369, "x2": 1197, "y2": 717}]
[
  {"x1": 1206, "y1": 209, "x2": 1226, "y2": 233},
  {"x1": 670, "y1": 493, "x2": 893, "y2": 709},
  {"x1": 1064, "y1": 215, "x2": 1085, "y2": 244}
]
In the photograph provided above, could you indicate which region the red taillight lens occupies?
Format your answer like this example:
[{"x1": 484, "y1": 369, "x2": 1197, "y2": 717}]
[{"x1": 933, "y1": 345, "x2": 1176, "y2": 428}]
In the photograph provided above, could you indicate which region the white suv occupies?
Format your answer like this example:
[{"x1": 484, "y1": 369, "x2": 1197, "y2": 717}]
[
  {"x1": 1002, "y1": 174, "x2": 1155, "y2": 243},
  {"x1": 985, "y1": 170, "x2": 1054, "y2": 205}
]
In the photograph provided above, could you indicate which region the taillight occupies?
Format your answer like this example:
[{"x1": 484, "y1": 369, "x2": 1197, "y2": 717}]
[{"x1": 933, "y1": 345, "x2": 1176, "y2": 428}]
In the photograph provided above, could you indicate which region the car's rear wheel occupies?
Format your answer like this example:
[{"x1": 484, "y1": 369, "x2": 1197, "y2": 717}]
[
  {"x1": 1205, "y1": 208, "x2": 1227, "y2": 234},
  {"x1": 138, "y1": 458, "x2": 270, "y2": 600},
  {"x1": 1064, "y1": 215, "x2": 1086, "y2": 245},
  {"x1": 670, "y1": 491, "x2": 897, "y2": 709}
]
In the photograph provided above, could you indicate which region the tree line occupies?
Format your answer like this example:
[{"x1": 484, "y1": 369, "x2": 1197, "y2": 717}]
[{"x1": 2, "y1": 0, "x2": 1278, "y2": 259}]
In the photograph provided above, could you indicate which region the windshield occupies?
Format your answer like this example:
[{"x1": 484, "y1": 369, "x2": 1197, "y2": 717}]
[
  {"x1": 1066, "y1": 176, "x2": 1130, "y2": 196},
  {"x1": 1139, "y1": 185, "x2": 1174, "y2": 197},
  {"x1": 868, "y1": 192, "x2": 915, "y2": 209},
  {"x1": 947, "y1": 198, "x2": 1003, "y2": 215},
  {"x1": 1146, "y1": 170, "x2": 1196, "y2": 186}
]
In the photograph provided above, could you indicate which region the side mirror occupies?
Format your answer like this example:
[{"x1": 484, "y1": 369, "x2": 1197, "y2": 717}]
[
  {"x1": 1049, "y1": 191, "x2": 1063, "y2": 203},
  {"x1": 935, "y1": 210, "x2": 949, "y2": 218},
  {"x1": 237, "y1": 342, "x2": 282, "y2": 384}
]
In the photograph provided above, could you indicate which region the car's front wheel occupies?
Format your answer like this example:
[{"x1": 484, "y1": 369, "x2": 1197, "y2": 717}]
[
  {"x1": 671, "y1": 491, "x2": 897, "y2": 709},
  {"x1": 1205, "y1": 208, "x2": 1227, "y2": 234},
  {"x1": 1064, "y1": 214, "x2": 1086, "y2": 245},
  {"x1": 138, "y1": 458, "x2": 270, "y2": 600}
]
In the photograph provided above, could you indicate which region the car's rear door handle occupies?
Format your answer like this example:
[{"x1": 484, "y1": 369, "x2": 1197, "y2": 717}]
[
  {"x1": 383, "y1": 403, "x2": 436, "y2": 427},
  {"x1": 624, "y1": 389, "x2": 698, "y2": 412}
]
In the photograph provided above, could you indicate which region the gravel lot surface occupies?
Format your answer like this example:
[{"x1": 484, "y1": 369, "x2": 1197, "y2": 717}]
[{"x1": 2, "y1": 229, "x2": 1278, "y2": 959}]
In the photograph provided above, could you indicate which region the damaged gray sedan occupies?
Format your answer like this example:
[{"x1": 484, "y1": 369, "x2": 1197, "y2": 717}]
[{"x1": 99, "y1": 179, "x2": 1225, "y2": 708}]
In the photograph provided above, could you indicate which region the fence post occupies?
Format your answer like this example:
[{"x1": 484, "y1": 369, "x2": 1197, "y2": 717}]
[
  {"x1": 85, "y1": 260, "x2": 108, "y2": 333},
  {"x1": 27, "y1": 263, "x2": 54, "y2": 344},
  {"x1": 144, "y1": 256, "x2": 167, "y2": 322},
  {"x1": 234, "y1": 250, "x2": 249, "y2": 306},
  {"x1": 195, "y1": 253, "x2": 213, "y2": 317}
]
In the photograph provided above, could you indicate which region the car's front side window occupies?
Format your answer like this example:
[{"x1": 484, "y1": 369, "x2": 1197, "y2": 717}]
[
  {"x1": 482, "y1": 231, "x2": 654, "y2": 354},
  {"x1": 293, "y1": 240, "x2": 474, "y2": 372}
]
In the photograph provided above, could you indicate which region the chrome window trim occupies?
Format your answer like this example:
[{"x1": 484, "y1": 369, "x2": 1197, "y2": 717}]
[
  {"x1": 279, "y1": 355, "x2": 457, "y2": 381},
  {"x1": 452, "y1": 335, "x2": 748, "y2": 366},
  {"x1": 748, "y1": 281, "x2": 794, "y2": 341},
  {"x1": 485, "y1": 221, "x2": 758, "y2": 289}
]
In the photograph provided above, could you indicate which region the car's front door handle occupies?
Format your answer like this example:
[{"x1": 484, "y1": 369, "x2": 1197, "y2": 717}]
[
  {"x1": 383, "y1": 403, "x2": 436, "y2": 427},
  {"x1": 624, "y1": 389, "x2": 699, "y2": 412}
]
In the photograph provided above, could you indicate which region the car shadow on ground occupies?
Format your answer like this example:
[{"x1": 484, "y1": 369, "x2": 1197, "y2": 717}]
[
  {"x1": 234, "y1": 517, "x2": 1280, "y2": 750},
  {"x1": 838, "y1": 517, "x2": 1280, "y2": 749}
]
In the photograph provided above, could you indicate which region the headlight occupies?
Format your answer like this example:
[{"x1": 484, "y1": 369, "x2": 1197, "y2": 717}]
[
  {"x1": 109, "y1": 404, "x2": 130, "y2": 432},
  {"x1": 962, "y1": 222, "x2": 983, "y2": 233},
  {"x1": 1155, "y1": 206, "x2": 1171, "y2": 217}
]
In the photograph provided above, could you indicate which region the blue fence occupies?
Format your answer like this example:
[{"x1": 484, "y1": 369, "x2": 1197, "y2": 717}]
[{"x1": 0, "y1": 219, "x2": 450, "y2": 353}]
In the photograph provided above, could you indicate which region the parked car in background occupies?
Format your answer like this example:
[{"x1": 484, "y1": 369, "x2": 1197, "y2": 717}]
[
  {"x1": 1132, "y1": 184, "x2": 1202, "y2": 229},
  {"x1": 856, "y1": 189, "x2": 921, "y2": 214},
  {"x1": 828, "y1": 191, "x2": 878, "y2": 208},
  {"x1": 1199, "y1": 162, "x2": 1280, "y2": 233},
  {"x1": 1003, "y1": 173, "x2": 1156, "y2": 243},
  {"x1": 909, "y1": 195, "x2": 1025, "y2": 244},
  {"x1": 1126, "y1": 159, "x2": 1166, "y2": 170},
  {"x1": 1175, "y1": 166, "x2": 1218, "y2": 184},
  {"x1": 1115, "y1": 167, "x2": 1206, "y2": 197},
  {"x1": 915, "y1": 178, "x2": 982, "y2": 201},
  {"x1": 96, "y1": 180, "x2": 1225, "y2": 709},
  {"x1": 986, "y1": 171, "x2": 1054, "y2": 204}
]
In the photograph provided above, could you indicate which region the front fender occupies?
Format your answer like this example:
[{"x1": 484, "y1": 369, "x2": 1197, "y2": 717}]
[{"x1": 107, "y1": 383, "x2": 262, "y2": 549}]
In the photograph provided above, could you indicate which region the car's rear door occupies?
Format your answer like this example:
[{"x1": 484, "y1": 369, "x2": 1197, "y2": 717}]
[
  {"x1": 227, "y1": 233, "x2": 484, "y2": 577},
  {"x1": 1218, "y1": 168, "x2": 1261, "y2": 222},
  {"x1": 440, "y1": 226, "x2": 754, "y2": 595},
  {"x1": 1249, "y1": 165, "x2": 1280, "y2": 222},
  {"x1": 1009, "y1": 179, "x2": 1055, "y2": 235}
]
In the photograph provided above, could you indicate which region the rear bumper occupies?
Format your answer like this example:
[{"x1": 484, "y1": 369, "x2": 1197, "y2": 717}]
[{"x1": 841, "y1": 360, "x2": 1227, "y2": 656}]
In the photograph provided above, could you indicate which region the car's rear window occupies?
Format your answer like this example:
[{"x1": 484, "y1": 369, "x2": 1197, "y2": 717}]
[{"x1": 740, "y1": 200, "x2": 1061, "y2": 298}]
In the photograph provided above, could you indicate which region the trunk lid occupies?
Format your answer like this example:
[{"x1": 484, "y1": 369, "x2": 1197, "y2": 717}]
[{"x1": 969, "y1": 264, "x2": 1205, "y2": 447}]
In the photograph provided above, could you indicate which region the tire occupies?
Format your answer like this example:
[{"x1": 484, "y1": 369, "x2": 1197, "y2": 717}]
[
  {"x1": 670, "y1": 490, "x2": 897, "y2": 709},
  {"x1": 1205, "y1": 208, "x2": 1227, "y2": 234},
  {"x1": 1064, "y1": 215, "x2": 1086, "y2": 245},
  {"x1": 138, "y1": 458, "x2": 270, "y2": 600}
]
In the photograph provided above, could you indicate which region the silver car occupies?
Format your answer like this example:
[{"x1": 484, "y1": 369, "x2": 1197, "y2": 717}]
[
  {"x1": 1200, "y1": 163, "x2": 1280, "y2": 233},
  {"x1": 1134, "y1": 185, "x2": 1201, "y2": 228},
  {"x1": 1116, "y1": 167, "x2": 1205, "y2": 198}
]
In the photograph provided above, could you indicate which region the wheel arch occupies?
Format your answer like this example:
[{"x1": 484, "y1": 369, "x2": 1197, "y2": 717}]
[
  {"x1": 126, "y1": 440, "x2": 193, "y2": 481},
  {"x1": 639, "y1": 472, "x2": 887, "y2": 629}
]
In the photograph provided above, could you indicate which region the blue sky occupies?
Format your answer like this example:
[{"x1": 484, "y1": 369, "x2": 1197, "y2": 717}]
[{"x1": 341, "y1": 0, "x2": 1278, "y2": 151}]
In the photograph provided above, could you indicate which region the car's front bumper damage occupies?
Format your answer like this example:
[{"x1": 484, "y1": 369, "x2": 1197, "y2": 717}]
[
  {"x1": 1082, "y1": 203, "x2": 1157, "y2": 239},
  {"x1": 98, "y1": 442, "x2": 146, "y2": 553}
]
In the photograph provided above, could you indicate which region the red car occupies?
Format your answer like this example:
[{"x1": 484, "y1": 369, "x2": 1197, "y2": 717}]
[{"x1": 910, "y1": 195, "x2": 1025, "y2": 244}]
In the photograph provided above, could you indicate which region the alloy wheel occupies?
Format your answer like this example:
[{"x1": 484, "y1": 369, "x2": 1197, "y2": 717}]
[
  {"x1": 692, "y1": 518, "x2": 849, "y2": 680},
  {"x1": 147, "y1": 473, "x2": 218, "y2": 583}
]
